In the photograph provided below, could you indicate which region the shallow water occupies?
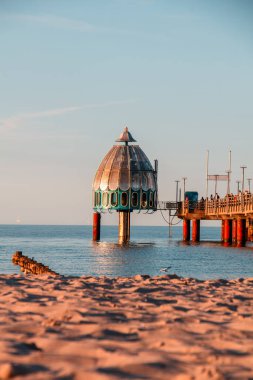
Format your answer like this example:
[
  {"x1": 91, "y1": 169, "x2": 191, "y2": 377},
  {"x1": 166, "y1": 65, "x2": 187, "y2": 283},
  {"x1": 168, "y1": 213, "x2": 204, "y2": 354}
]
[{"x1": 0, "y1": 225, "x2": 253, "y2": 279}]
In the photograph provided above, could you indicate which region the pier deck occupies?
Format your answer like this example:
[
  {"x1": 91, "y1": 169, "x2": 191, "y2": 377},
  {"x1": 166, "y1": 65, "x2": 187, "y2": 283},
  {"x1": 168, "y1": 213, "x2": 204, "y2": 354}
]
[
  {"x1": 158, "y1": 193, "x2": 253, "y2": 245},
  {"x1": 159, "y1": 193, "x2": 253, "y2": 220}
]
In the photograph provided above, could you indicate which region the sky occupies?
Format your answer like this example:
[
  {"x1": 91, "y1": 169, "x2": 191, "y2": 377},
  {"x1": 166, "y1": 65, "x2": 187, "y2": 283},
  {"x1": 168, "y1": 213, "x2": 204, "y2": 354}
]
[{"x1": 0, "y1": 0, "x2": 253, "y2": 226}]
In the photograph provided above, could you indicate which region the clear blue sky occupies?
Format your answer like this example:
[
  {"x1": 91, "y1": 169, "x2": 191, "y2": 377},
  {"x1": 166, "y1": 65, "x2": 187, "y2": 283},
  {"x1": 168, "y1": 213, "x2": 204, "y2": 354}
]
[{"x1": 0, "y1": 0, "x2": 252, "y2": 225}]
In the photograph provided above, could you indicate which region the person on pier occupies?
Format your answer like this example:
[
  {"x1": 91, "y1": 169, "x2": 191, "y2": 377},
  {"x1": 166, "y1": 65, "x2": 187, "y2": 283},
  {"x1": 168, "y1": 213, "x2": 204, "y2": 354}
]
[{"x1": 200, "y1": 197, "x2": 205, "y2": 210}]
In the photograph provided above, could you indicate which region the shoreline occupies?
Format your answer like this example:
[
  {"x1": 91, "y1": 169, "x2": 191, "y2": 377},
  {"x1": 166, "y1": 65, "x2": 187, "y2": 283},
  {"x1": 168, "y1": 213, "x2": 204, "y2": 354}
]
[{"x1": 0, "y1": 274, "x2": 253, "y2": 379}]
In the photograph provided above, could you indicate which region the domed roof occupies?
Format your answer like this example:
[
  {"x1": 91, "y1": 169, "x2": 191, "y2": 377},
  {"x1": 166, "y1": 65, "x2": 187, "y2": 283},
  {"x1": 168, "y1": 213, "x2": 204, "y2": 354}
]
[{"x1": 93, "y1": 128, "x2": 157, "y2": 192}]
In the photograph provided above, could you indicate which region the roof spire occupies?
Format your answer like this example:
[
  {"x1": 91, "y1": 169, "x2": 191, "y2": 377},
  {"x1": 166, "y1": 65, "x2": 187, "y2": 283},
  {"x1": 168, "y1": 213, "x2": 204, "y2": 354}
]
[{"x1": 115, "y1": 126, "x2": 136, "y2": 143}]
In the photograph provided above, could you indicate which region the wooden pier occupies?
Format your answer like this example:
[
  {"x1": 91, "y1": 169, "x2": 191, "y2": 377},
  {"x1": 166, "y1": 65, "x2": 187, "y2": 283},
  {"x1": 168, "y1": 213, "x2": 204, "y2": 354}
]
[{"x1": 159, "y1": 193, "x2": 253, "y2": 246}]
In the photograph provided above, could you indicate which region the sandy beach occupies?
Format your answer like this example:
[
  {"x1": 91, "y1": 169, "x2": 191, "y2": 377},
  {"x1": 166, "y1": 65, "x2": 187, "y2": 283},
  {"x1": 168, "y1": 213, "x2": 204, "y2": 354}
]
[{"x1": 0, "y1": 274, "x2": 253, "y2": 380}]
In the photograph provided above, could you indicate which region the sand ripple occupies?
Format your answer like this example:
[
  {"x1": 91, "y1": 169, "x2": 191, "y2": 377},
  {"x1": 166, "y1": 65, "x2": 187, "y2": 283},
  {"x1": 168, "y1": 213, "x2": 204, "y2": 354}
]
[{"x1": 0, "y1": 274, "x2": 253, "y2": 379}]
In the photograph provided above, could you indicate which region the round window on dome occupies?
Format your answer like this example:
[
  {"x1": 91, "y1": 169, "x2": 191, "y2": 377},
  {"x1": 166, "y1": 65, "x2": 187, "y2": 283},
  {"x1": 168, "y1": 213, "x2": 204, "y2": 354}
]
[
  {"x1": 121, "y1": 192, "x2": 128, "y2": 207},
  {"x1": 141, "y1": 192, "x2": 147, "y2": 208},
  {"x1": 111, "y1": 192, "x2": 118, "y2": 207},
  {"x1": 131, "y1": 192, "x2": 138, "y2": 207},
  {"x1": 102, "y1": 192, "x2": 109, "y2": 207},
  {"x1": 95, "y1": 192, "x2": 101, "y2": 207}
]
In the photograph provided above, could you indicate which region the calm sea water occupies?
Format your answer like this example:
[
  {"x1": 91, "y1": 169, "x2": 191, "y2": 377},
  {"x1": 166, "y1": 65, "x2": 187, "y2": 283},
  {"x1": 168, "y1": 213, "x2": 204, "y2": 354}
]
[{"x1": 0, "y1": 225, "x2": 253, "y2": 279}]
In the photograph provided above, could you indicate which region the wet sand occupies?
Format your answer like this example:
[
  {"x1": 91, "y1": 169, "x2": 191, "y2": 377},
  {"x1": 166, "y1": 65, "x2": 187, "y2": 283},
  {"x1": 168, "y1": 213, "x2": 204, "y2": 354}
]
[{"x1": 0, "y1": 274, "x2": 253, "y2": 380}]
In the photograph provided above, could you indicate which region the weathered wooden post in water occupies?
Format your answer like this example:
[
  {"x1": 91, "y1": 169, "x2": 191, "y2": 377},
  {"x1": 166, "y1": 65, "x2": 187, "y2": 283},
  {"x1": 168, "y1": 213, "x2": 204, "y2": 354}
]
[
  {"x1": 92, "y1": 127, "x2": 158, "y2": 243},
  {"x1": 232, "y1": 219, "x2": 237, "y2": 245},
  {"x1": 224, "y1": 219, "x2": 232, "y2": 246},
  {"x1": 183, "y1": 219, "x2": 190, "y2": 241},
  {"x1": 92, "y1": 212, "x2": 101, "y2": 241},
  {"x1": 192, "y1": 219, "x2": 200, "y2": 242},
  {"x1": 237, "y1": 219, "x2": 246, "y2": 247}
]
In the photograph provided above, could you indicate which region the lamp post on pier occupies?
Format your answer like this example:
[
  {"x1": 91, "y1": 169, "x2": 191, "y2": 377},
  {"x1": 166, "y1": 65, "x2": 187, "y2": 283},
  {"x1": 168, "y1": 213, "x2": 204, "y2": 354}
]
[
  {"x1": 247, "y1": 178, "x2": 252, "y2": 193},
  {"x1": 175, "y1": 180, "x2": 180, "y2": 203},
  {"x1": 240, "y1": 165, "x2": 247, "y2": 193},
  {"x1": 226, "y1": 170, "x2": 231, "y2": 194},
  {"x1": 236, "y1": 180, "x2": 241, "y2": 194},
  {"x1": 226, "y1": 150, "x2": 232, "y2": 194},
  {"x1": 182, "y1": 177, "x2": 187, "y2": 199}
]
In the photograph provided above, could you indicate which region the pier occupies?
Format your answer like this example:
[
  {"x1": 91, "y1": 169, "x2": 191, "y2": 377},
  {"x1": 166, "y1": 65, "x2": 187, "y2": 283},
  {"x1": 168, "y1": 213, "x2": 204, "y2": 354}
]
[
  {"x1": 159, "y1": 193, "x2": 253, "y2": 246},
  {"x1": 91, "y1": 128, "x2": 252, "y2": 247}
]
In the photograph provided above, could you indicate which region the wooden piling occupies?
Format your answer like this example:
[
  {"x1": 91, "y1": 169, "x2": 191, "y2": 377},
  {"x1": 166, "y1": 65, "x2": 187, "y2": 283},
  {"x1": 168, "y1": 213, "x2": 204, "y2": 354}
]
[
  {"x1": 237, "y1": 219, "x2": 246, "y2": 247},
  {"x1": 232, "y1": 219, "x2": 237, "y2": 245},
  {"x1": 93, "y1": 212, "x2": 101, "y2": 241},
  {"x1": 12, "y1": 251, "x2": 58, "y2": 275},
  {"x1": 221, "y1": 220, "x2": 225, "y2": 243},
  {"x1": 224, "y1": 219, "x2": 232, "y2": 246},
  {"x1": 192, "y1": 219, "x2": 200, "y2": 242},
  {"x1": 118, "y1": 211, "x2": 130, "y2": 243},
  {"x1": 183, "y1": 219, "x2": 190, "y2": 242},
  {"x1": 248, "y1": 219, "x2": 253, "y2": 241}
]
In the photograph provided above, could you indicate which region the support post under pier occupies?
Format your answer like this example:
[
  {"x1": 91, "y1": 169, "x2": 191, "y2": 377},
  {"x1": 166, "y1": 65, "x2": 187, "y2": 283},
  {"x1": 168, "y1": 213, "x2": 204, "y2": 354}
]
[
  {"x1": 93, "y1": 212, "x2": 101, "y2": 241},
  {"x1": 183, "y1": 219, "x2": 190, "y2": 242},
  {"x1": 221, "y1": 220, "x2": 225, "y2": 243},
  {"x1": 118, "y1": 211, "x2": 130, "y2": 244},
  {"x1": 248, "y1": 220, "x2": 253, "y2": 241},
  {"x1": 237, "y1": 219, "x2": 246, "y2": 247},
  {"x1": 232, "y1": 219, "x2": 237, "y2": 245},
  {"x1": 192, "y1": 219, "x2": 200, "y2": 242},
  {"x1": 224, "y1": 219, "x2": 232, "y2": 246}
]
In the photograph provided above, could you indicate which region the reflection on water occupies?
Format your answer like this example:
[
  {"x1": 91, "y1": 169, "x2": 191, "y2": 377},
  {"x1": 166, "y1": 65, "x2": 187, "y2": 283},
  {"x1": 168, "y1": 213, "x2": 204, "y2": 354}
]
[
  {"x1": 178, "y1": 239, "x2": 253, "y2": 249},
  {"x1": 0, "y1": 225, "x2": 253, "y2": 279},
  {"x1": 94, "y1": 241, "x2": 155, "y2": 250},
  {"x1": 91, "y1": 240, "x2": 157, "y2": 277}
]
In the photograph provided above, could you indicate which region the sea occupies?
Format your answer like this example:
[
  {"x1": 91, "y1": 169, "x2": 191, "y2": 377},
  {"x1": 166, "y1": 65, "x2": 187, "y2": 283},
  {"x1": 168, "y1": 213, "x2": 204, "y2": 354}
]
[{"x1": 0, "y1": 225, "x2": 253, "y2": 280}]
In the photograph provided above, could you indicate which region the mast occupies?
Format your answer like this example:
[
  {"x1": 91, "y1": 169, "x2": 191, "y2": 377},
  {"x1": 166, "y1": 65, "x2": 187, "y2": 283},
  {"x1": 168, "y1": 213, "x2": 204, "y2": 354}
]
[{"x1": 206, "y1": 150, "x2": 209, "y2": 198}]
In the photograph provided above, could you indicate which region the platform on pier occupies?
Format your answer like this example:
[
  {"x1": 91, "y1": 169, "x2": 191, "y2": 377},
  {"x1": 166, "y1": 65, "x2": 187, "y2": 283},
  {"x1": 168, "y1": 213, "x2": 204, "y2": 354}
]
[{"x1": 159, "y1": 193, "x2": 253, "y2": 220}]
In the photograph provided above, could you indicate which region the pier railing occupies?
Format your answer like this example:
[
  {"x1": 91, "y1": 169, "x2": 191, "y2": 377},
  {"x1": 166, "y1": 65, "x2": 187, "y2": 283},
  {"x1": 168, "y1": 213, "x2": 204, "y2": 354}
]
[
  {"x1": 158, "y1": 201, "x2": 178, "y2": 210},
  {"x1": 178, "y1": 192, "x2": 253, "y2": 218}
]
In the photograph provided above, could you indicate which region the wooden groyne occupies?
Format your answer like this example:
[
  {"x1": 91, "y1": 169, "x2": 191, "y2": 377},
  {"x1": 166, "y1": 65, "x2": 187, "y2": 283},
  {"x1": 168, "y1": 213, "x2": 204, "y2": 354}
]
[{"x1": 12, "y1": 251, "x2": 59, "y2": 276}]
